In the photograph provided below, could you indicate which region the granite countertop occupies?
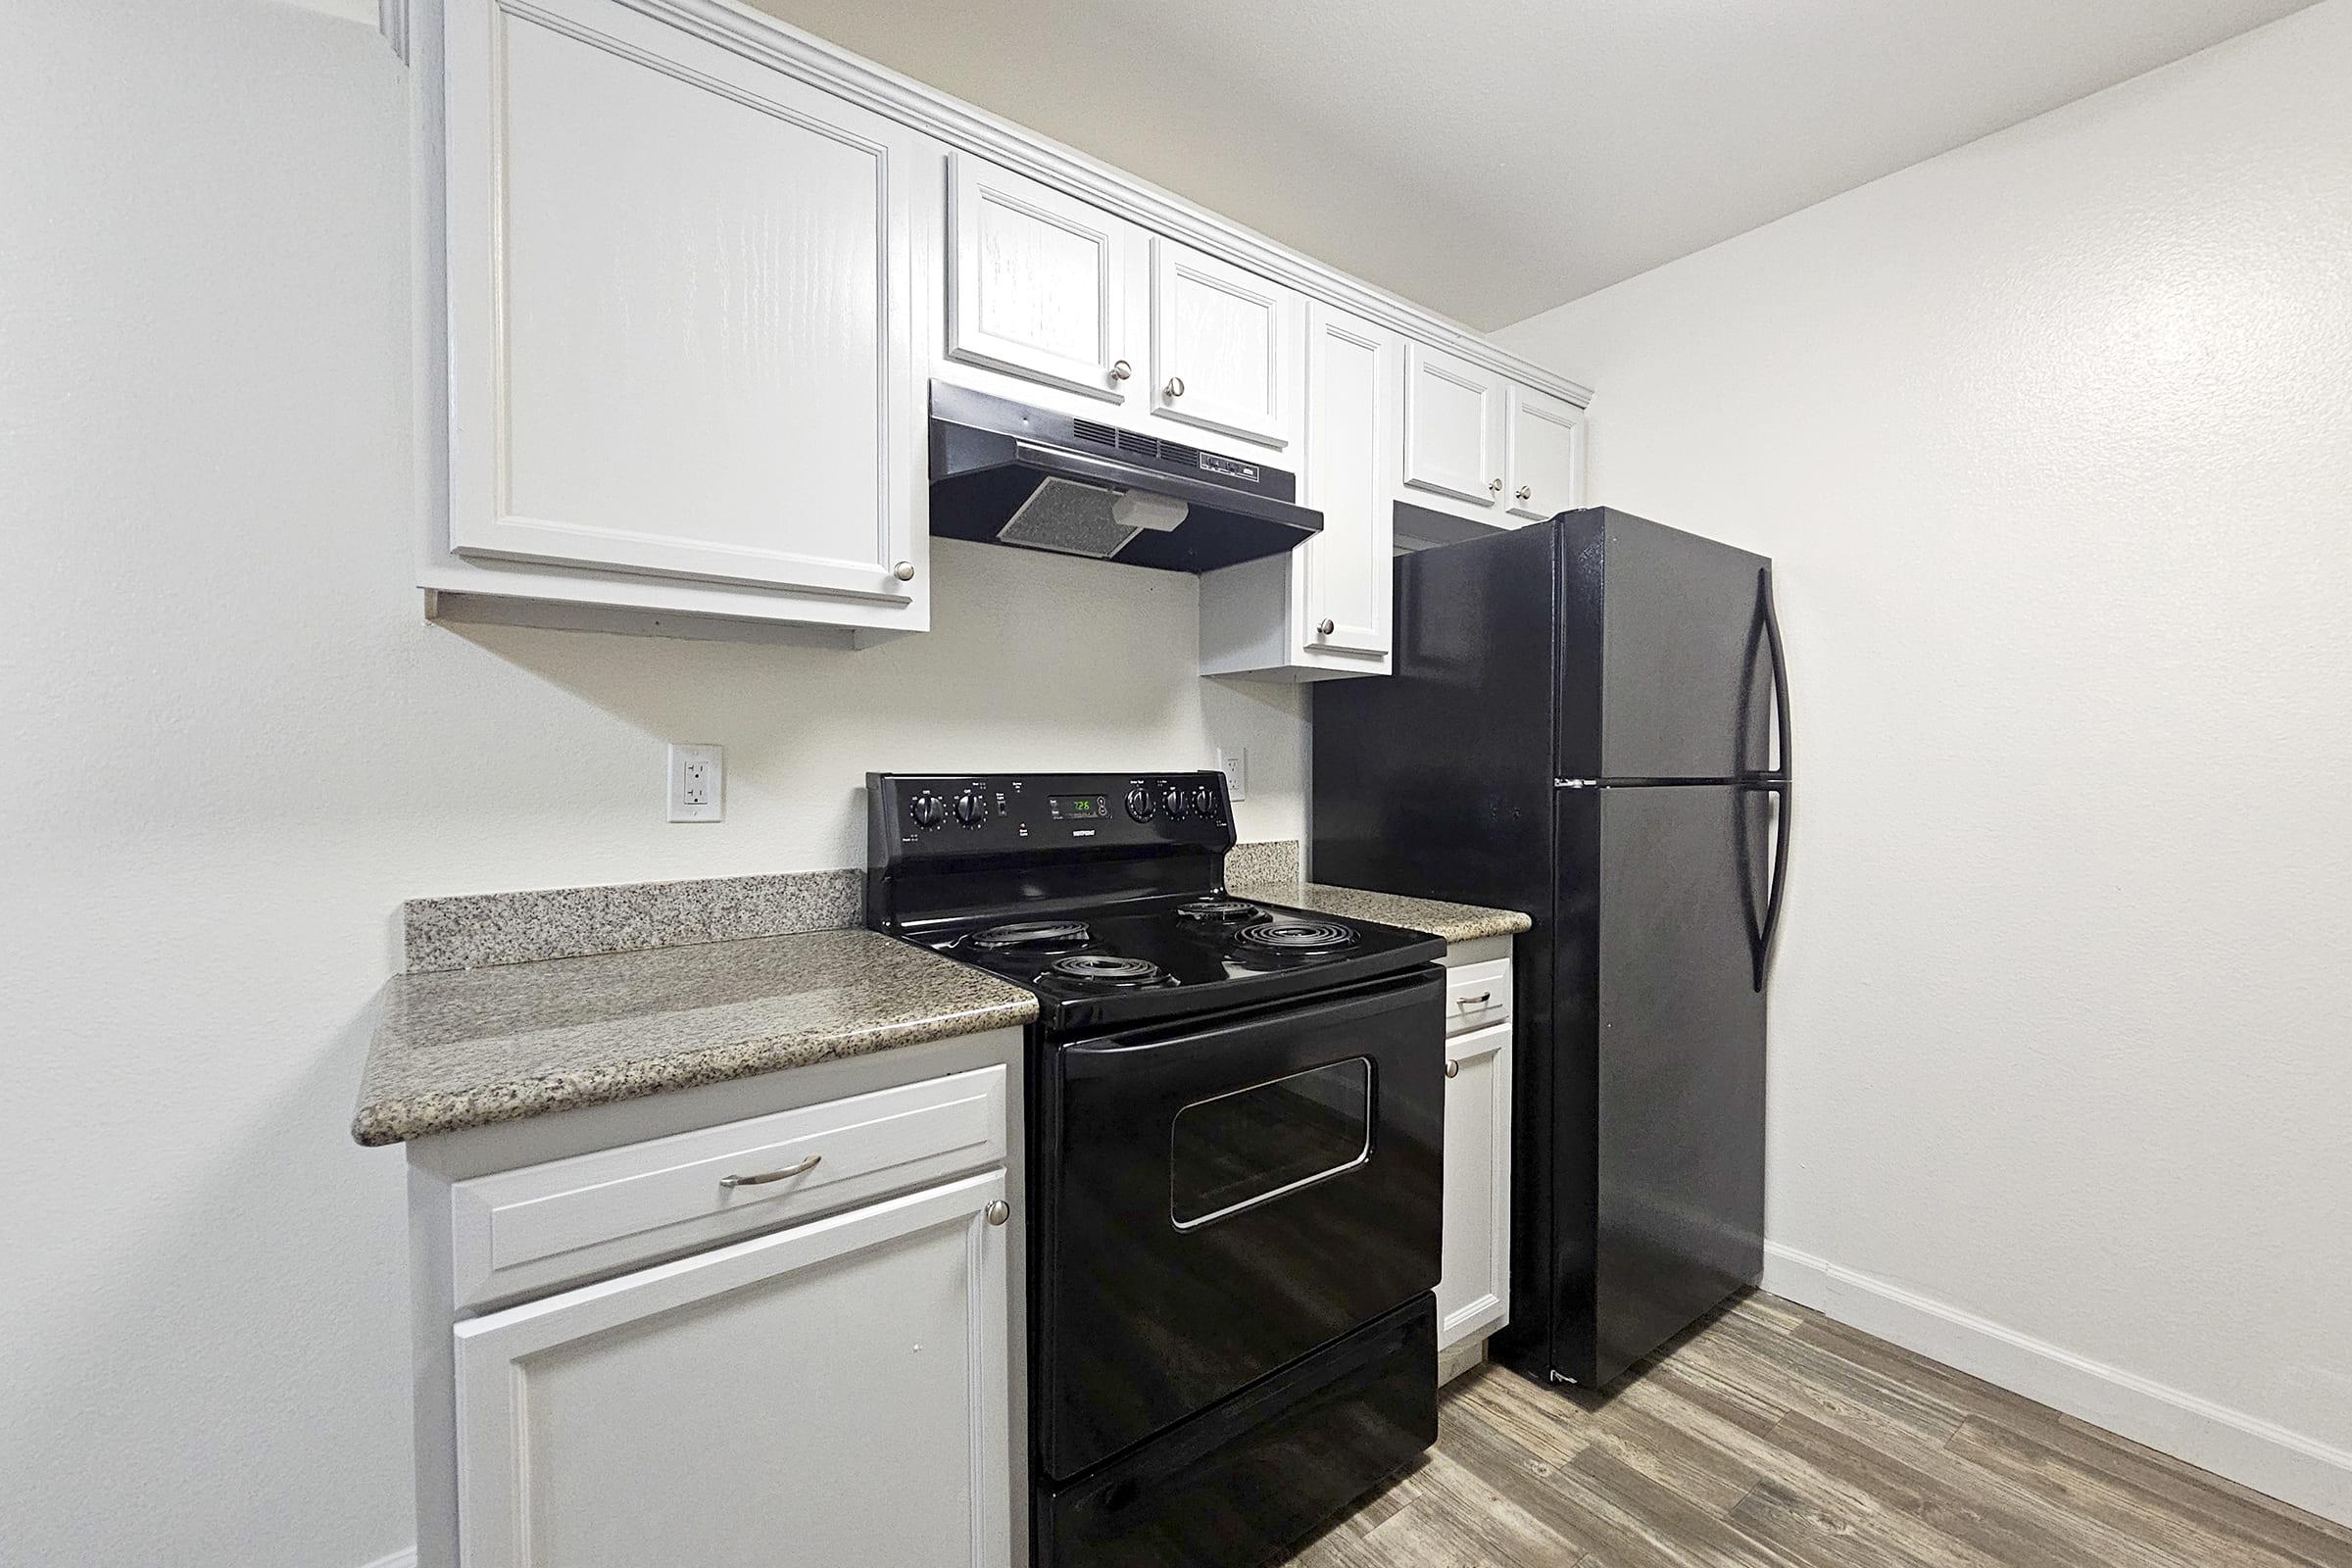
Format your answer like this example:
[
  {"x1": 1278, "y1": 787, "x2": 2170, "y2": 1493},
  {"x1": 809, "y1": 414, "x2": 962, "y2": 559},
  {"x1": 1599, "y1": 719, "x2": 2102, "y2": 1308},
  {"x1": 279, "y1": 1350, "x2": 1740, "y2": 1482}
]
[
  {"x1": 1230, "y1": 878, "x2": 1533, "y2": 945},
  {"x1": 351, "y1": 928, "x2": 1036, "y2": 1147}
]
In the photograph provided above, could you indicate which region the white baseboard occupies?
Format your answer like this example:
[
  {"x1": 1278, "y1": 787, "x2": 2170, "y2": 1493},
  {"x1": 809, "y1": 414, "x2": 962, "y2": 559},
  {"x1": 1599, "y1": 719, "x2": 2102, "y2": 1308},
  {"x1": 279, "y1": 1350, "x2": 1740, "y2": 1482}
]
[
  {"x1": 1762, "y1": 1242, "x2": 2352, "y2": 1530},
  {"x1": 355, "y1": 1550, "x2": 416, "y2": 1568}
]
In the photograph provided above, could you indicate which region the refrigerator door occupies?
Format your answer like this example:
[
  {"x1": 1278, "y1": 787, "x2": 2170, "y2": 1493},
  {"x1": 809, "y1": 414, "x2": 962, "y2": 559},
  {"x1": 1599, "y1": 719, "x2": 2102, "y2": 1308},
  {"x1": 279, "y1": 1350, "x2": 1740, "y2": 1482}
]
[
  {"x1": 1566, "y1": 780, "x2": 1768, "y2": 1387},
  {"x1": 1556, "y1": 509, "x2": 1776, "y2": 783}
]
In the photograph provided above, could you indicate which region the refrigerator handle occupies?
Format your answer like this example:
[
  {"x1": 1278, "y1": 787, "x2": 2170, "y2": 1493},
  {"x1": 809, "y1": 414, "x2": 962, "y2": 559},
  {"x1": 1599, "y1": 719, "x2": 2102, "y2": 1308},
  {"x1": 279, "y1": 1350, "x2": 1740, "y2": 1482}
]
[
  {"x1": 1747, "y1": 566, "x2": 1792, "y2": 991},
  {"x1": 1759, "y1": 566, "x2": 1792, "y2": 781},
  {"x1": 1750, "y1": 780, "x2": 1791, "y2": 991}
]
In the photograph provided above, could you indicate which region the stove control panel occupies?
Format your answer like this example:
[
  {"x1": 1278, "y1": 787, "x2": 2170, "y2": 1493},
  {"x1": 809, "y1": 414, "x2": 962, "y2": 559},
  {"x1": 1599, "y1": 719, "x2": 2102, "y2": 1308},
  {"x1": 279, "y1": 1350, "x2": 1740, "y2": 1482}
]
[{"x1": 868, "y1": 770, "x2": 1234, "y2": 860}]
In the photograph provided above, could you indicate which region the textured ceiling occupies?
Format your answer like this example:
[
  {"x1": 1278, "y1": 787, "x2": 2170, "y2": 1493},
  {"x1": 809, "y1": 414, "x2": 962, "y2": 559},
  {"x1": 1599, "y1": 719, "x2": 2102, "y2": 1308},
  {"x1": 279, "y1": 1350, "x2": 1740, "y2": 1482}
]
[{"x1": 745, "y1": 0, "x2": 2316, "y2": 329}]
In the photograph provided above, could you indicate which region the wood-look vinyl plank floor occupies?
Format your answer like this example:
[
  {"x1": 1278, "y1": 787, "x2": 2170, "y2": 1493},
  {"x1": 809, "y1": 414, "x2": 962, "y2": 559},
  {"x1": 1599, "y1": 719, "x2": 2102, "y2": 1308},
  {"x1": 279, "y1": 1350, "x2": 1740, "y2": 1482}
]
[{"x1": 1284, "y1": 1293, "x2": 2352, "y2": 1568}]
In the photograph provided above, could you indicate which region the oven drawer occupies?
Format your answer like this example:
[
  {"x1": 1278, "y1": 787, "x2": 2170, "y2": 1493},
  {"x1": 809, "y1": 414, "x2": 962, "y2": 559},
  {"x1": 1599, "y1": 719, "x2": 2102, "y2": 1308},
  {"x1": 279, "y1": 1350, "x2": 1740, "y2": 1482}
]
[
  {"x1": 1037, "y1": 970, "x2": 1444, "y2": 1481},
  {"x1": 449, "y1": 1066, "x2": 1006, "y2": 1306},
  {"x1": 1446, "y1": 956, "x2": 1511, "y2": 1035},
  {"x1": 1037, "y1": 1295, "x2": 1436, "y2": 1568}
]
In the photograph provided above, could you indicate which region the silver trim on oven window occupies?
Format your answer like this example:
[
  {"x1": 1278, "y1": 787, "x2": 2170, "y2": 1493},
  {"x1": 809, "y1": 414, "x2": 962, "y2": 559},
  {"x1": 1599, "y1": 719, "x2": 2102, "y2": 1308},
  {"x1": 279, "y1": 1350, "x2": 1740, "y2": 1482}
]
[{"x1": 1168, "y1": 1057, "x2": 1374, "y2": 1229}]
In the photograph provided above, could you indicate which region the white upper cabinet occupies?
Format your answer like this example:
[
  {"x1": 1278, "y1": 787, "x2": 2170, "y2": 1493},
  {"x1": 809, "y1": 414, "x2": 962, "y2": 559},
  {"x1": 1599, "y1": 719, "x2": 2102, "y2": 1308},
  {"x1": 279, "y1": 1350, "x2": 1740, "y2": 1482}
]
[
  {"x1": 1197, "y1": 302, "x2": 1393, "y2": 680},
  {"x1": 440, "y1": 0, "x2": 924, "y2": 617},
  {"x1": 1149, "y1": 238, "x2": 1300, "y2": 450},
  {"x1": 1299, "y1": 304, "x2": 1395, "y2": 661},
  {"x1": 421, "y1": 0, "x2": 1590, "y2": 642},
  {"x1": 1401, "y1": 343, "x2": 1508, "y2": 513},
  {"x1": 946, "y1": 152, "x2": 1147, "y2": 406},
  {"x1": 1505, "y1": 383, "x2": 1588, "y2": 521}
]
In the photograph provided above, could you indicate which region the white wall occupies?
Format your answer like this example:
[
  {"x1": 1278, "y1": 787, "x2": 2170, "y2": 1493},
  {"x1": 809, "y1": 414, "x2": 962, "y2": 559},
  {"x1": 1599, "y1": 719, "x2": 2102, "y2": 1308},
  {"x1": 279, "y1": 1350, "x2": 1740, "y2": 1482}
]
[
  {"x1": 1500, "y1": 0, "x2": 2352, "y2": 1519},
  {"x1": 0, "y1": 3, "x2": 1303, "y2": 1563}
]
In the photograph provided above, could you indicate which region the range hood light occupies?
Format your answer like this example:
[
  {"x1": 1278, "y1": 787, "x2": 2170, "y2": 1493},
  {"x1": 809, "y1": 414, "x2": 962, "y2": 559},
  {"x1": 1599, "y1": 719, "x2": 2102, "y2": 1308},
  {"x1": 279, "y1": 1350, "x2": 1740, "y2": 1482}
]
[{"x1": 1111, "y1": 489, "x2": 1189, "y2": 533}]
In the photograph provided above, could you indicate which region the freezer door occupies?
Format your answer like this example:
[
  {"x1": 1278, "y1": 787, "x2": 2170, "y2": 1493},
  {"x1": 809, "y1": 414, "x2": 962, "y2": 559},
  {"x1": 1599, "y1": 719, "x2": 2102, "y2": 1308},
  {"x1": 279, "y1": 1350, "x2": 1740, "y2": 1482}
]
[
  {"x1": 1576, "y1": 781, "x2": 1769, "y2": 1387},
  {"x1": 1557, "y1": 509, "x2": 1776, "y2": 782}
]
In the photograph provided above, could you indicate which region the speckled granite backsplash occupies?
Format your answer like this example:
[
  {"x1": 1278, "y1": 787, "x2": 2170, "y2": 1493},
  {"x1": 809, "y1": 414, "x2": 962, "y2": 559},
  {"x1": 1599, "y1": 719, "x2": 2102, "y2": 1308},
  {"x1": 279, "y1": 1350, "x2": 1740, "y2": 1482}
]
[
  {"x1": 1224, "y1": 839, "x2": 1301, "y2": 886},
  {"x1": 401, "y1": 840, "x2": 1305, "y2": 972},
  {"x1": 402, "y1": 868, "x2": 864, "y2": 972}
]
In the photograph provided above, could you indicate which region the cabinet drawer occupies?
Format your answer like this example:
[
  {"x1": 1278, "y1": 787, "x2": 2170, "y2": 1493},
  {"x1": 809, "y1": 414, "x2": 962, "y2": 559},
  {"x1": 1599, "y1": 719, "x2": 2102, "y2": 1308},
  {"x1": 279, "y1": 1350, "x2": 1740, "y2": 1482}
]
[
  {"x1": 450, "y1": 1066, "x2": 1006, "y2": 1307},
  {"x1": 1446, "y1": 958, "x2": 1511, "y2": 1036}
]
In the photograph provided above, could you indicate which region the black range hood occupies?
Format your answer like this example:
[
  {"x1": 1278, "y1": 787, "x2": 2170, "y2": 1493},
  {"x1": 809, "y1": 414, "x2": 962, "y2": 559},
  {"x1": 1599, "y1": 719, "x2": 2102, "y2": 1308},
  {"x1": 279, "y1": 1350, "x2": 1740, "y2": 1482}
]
[{"x1": 928, "y1": 382, "x2": 1321, "y2": 572}]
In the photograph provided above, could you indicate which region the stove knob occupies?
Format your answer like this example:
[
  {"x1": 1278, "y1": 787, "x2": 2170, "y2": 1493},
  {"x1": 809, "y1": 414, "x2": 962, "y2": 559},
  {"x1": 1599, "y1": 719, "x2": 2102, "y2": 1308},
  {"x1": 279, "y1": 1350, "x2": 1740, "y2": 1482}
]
[
  {"x1": 954, "y1": 788, "x2": 987, "y2": 827},
  {"x1": 908, "y1": 792, "x2": 947, "y2": 830},
  {"x1": 1125, "y1": 784, "x2": 1155, "y2": 822},
  {"x1": 1189, "y1": 784, "x2": 1219, "y2": 819},
  {"x1": 1160, "y1": 783, "x2": 1190, "y2": 820}
]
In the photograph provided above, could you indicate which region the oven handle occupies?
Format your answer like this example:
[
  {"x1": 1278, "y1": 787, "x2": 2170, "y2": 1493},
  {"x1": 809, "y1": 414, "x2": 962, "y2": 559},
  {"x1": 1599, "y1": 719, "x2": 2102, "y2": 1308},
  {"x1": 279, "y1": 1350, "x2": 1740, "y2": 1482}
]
[{"x1": 1056, "y1": 969, "x2": 1444, "y2": 1080}]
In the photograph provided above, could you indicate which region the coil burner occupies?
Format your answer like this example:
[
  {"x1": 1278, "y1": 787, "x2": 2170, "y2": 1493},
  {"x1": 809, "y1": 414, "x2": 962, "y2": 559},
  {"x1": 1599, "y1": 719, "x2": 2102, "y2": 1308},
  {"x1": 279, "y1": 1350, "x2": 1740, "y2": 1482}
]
[
  {"x1": 1176, "y1": 899, "x2": 1260, "y2": 923},
  {"x1": 1235, "y1": 919, "x2": 1358, "y2": 956},
  {"x1": 1045, "y1": 954, "x2": 1171, "y2": 988},
  {"x1": 970, "y1": 920, "x2": 1093, "y2": 952}
]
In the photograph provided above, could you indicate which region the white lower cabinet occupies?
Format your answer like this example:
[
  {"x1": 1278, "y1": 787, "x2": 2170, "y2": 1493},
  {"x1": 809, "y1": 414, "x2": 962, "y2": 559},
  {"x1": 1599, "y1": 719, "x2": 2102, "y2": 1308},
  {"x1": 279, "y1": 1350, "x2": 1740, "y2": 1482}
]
[
  {"x1": 1439, "y1": 1022, "x2": 1513, "y2": 1351},
  {"x1": 452, "y1": 1170, "x2": 1010, "y2": 1568},
  {"x1": 1438, "y1": 948, "x2": 1514, "y2": 1354}
]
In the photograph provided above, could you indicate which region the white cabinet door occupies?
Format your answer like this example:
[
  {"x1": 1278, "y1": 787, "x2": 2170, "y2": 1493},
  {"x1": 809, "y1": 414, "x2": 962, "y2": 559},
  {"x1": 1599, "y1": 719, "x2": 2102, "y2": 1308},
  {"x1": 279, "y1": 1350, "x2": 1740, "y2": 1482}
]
[
  {"x1": 1401, "y1": 343, "x2": 1506, "y2": 510},
  {"x1": 1505, "y1": 383, "x2": 1588, "y2": 521},
  {"x1": 1149, "y1": 238, "x2": 1299, "y2": 449},
  {"x1": 453, "y1": 1172, "x2": 1010, "y2": 1568},
  {"x1": 947, "y1": 152, "x2": 1145, "y2": 405},
  {"x1": 1438, "y1": 1021, "x2": 1512, "y2": 1350},
  {"x1": 443, "y1": 0, "x2": 922, "y2": 605},
  {"x1": 1299, "y1": 302, "x2": 1395, "y2": 659}
]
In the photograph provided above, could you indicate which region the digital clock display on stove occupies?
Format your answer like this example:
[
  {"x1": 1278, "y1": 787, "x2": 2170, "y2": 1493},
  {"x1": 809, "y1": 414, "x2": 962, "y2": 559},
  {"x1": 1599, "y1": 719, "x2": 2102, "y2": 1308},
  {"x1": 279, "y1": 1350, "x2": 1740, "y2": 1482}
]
[{"x1": 1048, "y1": 794, "x2": 1109, "y2": 820}]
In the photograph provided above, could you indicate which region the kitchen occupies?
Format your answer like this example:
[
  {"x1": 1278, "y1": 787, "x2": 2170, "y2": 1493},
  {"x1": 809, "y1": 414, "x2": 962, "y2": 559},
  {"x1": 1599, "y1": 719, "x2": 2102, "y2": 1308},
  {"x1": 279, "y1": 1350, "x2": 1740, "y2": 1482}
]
[{"x1": 5, "y1": 2, "x2": 2349, "y2": 1567}]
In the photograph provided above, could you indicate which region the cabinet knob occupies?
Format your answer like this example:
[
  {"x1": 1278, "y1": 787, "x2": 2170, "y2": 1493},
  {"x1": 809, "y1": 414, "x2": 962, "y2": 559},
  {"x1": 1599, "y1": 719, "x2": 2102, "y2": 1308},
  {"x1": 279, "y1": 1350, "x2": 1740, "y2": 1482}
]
[
  {"x1": 985, "y1": 1200, "x2": 1011, "y2": 1226},
  {"x1": 1515, "y1": 486, "x2": 1532, "y2": 503},
  {"x1": 892, "y1": 561, "x2": 916, "y2": 581},
  {"x1": 1317, "y1": 617, "x2": 1336, "y2": 636},
  {"x1": 1164, "y1": 376, "x2": 1186, "y2": 401},
  {"x1": 1488, "y1": 478, "x2": 1503, "y2": 494},
  {"x1": 1110, "y1": 359, "x2": 1133, "y2": 382},
  {"x1": 1445, "y1": 1059, "x2": 1461, "y2": 1080}
]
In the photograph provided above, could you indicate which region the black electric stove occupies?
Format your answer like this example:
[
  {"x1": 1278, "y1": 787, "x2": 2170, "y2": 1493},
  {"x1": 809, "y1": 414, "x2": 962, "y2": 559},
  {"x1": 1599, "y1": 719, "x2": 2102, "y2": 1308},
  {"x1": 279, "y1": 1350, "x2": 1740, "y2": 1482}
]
[{"x1": 866, "y1": 770, "x2": 1446, "y2": 1568}]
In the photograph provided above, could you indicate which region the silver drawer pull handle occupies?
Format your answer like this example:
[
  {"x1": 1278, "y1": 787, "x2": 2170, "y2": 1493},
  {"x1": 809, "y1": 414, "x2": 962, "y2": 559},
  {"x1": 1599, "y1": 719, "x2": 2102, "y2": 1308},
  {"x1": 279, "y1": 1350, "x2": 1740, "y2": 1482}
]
[
  {"x1": 985, "y1": 1200, "x2": 1011, "y2": 1227},
  {"x1": 718, "y1": 1153, "x2": 822, "y2": 1189},
  {"x1": 1457, "y1": 992, "x2": 1493, "y2": 1006},
  {"x1": 1445, "y1": 1059, "x2": 1461, "y2": 1079}
]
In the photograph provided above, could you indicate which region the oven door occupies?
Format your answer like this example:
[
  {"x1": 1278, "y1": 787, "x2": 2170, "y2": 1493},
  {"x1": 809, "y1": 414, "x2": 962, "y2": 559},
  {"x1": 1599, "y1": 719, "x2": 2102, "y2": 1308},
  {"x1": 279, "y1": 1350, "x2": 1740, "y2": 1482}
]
[{"x1": 1036, "y1": 969, "x2": 1445, "y2": 1481}]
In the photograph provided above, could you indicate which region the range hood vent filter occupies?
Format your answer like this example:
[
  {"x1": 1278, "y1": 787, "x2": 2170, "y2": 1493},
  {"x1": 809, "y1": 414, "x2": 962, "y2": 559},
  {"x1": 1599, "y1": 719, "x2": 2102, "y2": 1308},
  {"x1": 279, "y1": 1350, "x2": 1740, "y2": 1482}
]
[{"x1": 999, "y1": 479, "x2": 1190, "y2": 560}]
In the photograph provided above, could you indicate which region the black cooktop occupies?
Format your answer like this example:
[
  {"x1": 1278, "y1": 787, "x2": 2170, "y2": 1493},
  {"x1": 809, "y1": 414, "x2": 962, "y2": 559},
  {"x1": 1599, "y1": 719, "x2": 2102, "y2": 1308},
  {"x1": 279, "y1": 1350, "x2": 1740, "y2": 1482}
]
[
  {"x1": 907, "y1": 894, "x2": 1446, "y2": 1035},
  {"x1": 865, "y1": 770, "x2": 1446, "y2": 1034}
]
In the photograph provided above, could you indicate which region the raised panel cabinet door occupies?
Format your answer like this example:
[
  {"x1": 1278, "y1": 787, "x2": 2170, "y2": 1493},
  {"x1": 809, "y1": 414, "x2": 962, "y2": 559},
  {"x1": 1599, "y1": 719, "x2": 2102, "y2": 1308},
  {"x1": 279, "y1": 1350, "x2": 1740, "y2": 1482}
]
[
  {"x1": 443, "y1": 0, "x2": 923, "y2": 603},
  {"x1": 948, "y1": 152, "x2": 1144, "y2": 404},
  {"x1": 1401, "y1": 343, "x2": 1505, "y2": 509},
  {"x1": 1505, "y1": 383, "x2": 1587, "y2": 520},
  {"x1": 1437, "y1": 1020, "x2": 1512, "y2": 1349},
  {"x1": 452, "y1": 1172, "x2": 1011, "y2": 1568},
  {"x1": 1298, "y1": 303, "x2": 1395, "y2": 659},
  {"x1": 1150, "y1": 237, "x2": 1299, "y2": 449}
]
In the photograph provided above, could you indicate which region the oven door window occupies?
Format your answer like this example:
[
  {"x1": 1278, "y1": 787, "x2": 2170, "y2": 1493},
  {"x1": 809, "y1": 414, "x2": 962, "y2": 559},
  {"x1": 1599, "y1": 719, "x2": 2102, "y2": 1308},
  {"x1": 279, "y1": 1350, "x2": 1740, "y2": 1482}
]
[{"x1": 1170, "y1": 1057, "x2": 1373, "y2": 1228}]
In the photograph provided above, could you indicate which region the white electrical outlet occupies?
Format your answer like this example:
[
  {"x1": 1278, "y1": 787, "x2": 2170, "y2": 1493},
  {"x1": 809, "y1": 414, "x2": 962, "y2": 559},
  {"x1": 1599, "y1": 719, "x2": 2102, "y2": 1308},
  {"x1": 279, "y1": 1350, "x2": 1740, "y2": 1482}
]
[
  {"x1": 667, "y1": 744, "x2": 723, "y2": 823},
  {"x1": 1216, "y1": 747, "x2": 1250, "y2": 803}
]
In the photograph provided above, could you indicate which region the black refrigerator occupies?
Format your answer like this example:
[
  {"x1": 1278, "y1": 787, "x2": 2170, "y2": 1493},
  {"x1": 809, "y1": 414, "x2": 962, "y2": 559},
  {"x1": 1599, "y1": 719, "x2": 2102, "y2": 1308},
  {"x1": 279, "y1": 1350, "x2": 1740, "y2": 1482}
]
[{"x1": 1311, "y1": 507, "x2": 1790, "y2": 1391}]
